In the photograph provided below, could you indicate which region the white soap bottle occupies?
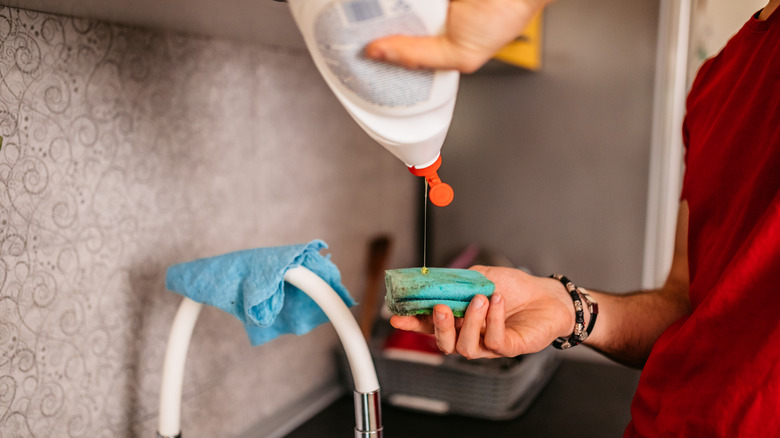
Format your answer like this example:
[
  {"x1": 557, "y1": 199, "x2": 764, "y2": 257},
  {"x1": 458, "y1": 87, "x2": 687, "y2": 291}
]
[{"x1": 286, "y1": 0, "x2": 459, "y2": 206}]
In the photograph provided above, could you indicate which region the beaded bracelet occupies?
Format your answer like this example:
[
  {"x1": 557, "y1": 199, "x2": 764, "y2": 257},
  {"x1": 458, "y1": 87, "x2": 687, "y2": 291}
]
[
  {"x1": 550, "y1": 274, "x2": 598, "y2": 350},
  {"x1": 578, "y1": 285, "x2": 599, "y2": 341}
]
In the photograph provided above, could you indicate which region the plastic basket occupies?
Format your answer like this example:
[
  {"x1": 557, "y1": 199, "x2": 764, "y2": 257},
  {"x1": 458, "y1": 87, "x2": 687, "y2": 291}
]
[{"x1": 341, "y1": 337, "x2": 559, "y2": 420}]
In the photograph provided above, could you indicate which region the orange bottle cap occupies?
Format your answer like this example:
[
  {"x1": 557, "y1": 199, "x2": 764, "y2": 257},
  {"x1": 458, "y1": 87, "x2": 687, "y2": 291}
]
[
  {"x1": 429, "y1": 182, "x2": 454, "y2": 207},
  {"x1": 408, "y1": 156, "x2": 454, "y2": 207}
]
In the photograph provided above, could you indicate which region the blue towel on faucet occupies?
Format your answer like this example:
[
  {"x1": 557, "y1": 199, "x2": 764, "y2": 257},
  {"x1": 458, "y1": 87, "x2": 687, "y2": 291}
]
[{"x1": 165, "y1": 240, "x2": 355, "y2": 346}]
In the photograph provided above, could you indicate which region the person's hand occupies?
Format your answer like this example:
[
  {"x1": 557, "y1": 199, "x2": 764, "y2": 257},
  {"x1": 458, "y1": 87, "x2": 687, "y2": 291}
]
[
  {"x1": 389, "y1": 266, "x2": 575, "y2": 359},
  {"x1": 365, "y1": 0, "x2": 552, "y2": 73}
]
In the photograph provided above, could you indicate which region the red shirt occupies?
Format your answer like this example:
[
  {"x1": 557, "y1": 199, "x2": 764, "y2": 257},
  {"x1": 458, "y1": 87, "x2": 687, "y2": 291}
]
[{"x1": 626, "y1": 9, "x2": 780, "y2": 437}]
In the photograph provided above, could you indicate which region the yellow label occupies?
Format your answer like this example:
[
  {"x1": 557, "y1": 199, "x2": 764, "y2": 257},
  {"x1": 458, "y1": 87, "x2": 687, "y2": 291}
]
[{"x1": 493, "y1": 11, "x2": 543, "y2": 71}]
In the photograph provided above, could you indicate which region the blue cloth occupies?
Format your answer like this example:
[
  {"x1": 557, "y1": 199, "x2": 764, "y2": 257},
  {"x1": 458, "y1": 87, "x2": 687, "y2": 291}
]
[{"x1": 166, "y1": 240, "x2": 355, "y2": 346}]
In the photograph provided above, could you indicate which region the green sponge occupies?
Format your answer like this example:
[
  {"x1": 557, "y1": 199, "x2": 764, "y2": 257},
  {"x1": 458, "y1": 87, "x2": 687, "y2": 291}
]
[{"x1": 384, "y1": 268, "x2": 495, "y2": 317}]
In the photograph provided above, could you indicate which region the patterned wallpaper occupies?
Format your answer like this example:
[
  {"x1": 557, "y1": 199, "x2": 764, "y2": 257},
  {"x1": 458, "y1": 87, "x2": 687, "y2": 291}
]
[{"x1": 0, "y1": 6, "x2": 416, "y2": 436}]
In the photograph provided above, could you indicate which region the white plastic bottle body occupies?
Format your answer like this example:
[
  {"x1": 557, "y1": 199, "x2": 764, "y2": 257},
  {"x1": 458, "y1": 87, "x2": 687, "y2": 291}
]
[{"x1": 287, "y1": 0, "x2": 460, "y2": 169}]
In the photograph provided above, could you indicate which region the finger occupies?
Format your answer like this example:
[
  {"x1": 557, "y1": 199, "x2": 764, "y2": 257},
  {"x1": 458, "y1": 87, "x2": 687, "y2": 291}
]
[
  {"x1": 484, "y1": 293, "x2": 508, "y2": 354},
  {"x1": 432, "y1": 304, "x2": 457, "y2": 354},
  {"x1": 389, "y1": 315, "x2": 433, "y2": 333},
  {"x1": 365, "y1": 35, "x2": 477, "y2": 72},
  {"x1": 364, "y1": 35, "x2": 447, "y2": 69},
  {"x1": 454, "y1": 317, "x2": 465, "y2": 330},
  {"x1": 455, "y1": 294, "x2": 490, "y2": 359}
]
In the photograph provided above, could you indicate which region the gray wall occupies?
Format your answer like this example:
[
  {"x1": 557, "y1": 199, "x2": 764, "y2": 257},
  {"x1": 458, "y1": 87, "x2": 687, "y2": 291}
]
[
  {"x1": 433, "y1": 0, "x2": 660, "y2": 292},
  {"x1": 0, "y1": 7, "x2": 416, "y2": 437}
]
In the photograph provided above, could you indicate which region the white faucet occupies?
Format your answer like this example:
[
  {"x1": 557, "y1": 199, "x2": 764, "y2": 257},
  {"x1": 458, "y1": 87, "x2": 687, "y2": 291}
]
[{"x1": 157, "y1": 266, "x2": 382, "y2": 438}]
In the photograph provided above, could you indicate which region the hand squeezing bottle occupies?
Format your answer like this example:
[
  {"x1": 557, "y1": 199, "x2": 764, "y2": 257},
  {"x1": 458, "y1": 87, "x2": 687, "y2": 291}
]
[{"x1": 286, "y1": 0, "x2": 459, "y2": 206}]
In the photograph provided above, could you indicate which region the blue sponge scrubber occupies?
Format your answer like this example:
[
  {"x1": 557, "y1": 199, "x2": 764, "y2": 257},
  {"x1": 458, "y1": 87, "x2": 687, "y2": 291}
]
[{"x1": 384, "y1": 268, "x2": 495, "y2": 317}]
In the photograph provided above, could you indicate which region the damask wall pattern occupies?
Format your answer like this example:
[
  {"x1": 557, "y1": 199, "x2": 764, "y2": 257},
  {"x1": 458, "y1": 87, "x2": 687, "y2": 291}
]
[{"x1": 0, "y1": 6, "x2": 416, "y2": 436}]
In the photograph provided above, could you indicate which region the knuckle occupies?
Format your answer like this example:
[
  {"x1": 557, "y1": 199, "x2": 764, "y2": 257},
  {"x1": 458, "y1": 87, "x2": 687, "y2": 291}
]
[
  {"x1": 455, "y1": 344, "x2": 469, "y2": 358},
  {"x1": 436, "y1": 340, "x2": 453, "y2": 355},
  {"x1": 460, "y1": 63, "x2": 479, "y2": 74},
  {"x1": 483, "y1": 337, "x2": 501, "y2": 352},
  {"x1": 455, "y1": 344, "x2": 477, "y2": 360},
  {"x1": 473, "y1": 265, "x2": 500, "y2": 281},
  {"x1": 456, "y1": 57, "x2": 484, "y2": 74}
]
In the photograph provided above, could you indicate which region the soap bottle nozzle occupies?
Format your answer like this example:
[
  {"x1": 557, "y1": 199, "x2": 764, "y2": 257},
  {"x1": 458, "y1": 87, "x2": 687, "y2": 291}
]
[{"x1": 409, "y1": 156, "x2": 454, "y2": 207}]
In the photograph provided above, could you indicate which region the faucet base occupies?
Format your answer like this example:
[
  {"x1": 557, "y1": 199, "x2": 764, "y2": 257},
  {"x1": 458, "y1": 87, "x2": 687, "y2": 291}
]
[{"x1": 354, "y1": 389, "x2": 383, "y2": 438}]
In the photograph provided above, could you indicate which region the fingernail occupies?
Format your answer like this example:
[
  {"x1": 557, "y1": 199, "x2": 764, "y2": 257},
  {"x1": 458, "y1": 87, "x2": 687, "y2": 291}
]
[
  {"x1": 492, "y1": 293, "x2": 502, "y2": 304},
  {"x1": 472, "y1": 295, "x2": 486, "y2": 309},
  {"x1": 434, "y1": 309, "x2": 446, "y2": 321}
]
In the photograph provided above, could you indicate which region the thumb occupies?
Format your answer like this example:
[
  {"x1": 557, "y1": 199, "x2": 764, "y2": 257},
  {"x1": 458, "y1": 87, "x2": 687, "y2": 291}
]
[{"x1": 365, "y1": 34, "x2": 482, "y2": 72}]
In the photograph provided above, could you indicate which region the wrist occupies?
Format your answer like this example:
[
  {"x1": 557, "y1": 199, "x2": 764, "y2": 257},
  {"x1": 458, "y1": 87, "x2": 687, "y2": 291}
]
[
  {"x1": 546, "y1": 276, "x2": 576, "y2": 338},
  {"x1": 549, "y1": 274, "x2": 599, "y2": 350}
]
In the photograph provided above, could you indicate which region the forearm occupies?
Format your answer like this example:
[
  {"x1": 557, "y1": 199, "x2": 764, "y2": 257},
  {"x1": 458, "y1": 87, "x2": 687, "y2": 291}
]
[
  {"x1": 583, "y1": 286, "x2": 690, "y2": 368},
  {"x1": 580, "y1": 202, "x2": 690, "y2": 368}
]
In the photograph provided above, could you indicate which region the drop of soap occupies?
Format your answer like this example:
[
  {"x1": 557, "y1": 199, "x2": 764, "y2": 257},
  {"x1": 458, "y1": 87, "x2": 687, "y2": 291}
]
[{"x1": 421, "y1": 267, "x2": 429, "y2": 274}]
